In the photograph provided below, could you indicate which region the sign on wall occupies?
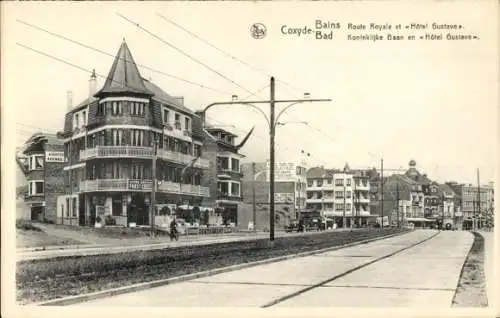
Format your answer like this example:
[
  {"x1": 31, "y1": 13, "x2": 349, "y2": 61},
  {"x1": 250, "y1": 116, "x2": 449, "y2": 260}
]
[
  {"x1": 45, "y1": 151, "x2": 66, "y2": 163},
  {"x1": 266, "y1": 162, "x2": 297, "y2": 182},
  {"x1": 270, "y1": 192, "x2": 295, "y2": 204}
]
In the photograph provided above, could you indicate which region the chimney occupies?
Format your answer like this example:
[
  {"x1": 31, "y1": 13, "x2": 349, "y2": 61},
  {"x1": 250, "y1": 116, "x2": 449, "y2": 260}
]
[
  {"x1": 66, "y1": 91, "x2": 73, "y2": 111},
  {"x1": 89, "y1": 69, "x2": 97, "y2": 97}
]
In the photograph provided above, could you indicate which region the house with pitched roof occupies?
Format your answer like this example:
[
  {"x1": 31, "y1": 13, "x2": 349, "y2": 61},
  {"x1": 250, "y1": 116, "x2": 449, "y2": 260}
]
[
  {"x1": 16, "y1": 133, "x2": 65, "y2": 222},
  {"x1": 56, "y1": 40, "x2": 216, "y2": 227}
]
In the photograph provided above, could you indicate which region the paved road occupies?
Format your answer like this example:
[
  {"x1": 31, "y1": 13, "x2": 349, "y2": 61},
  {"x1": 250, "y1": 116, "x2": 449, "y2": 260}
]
[
  {"x1": 75, "y1": 229, "x2": 473, "y2": 307},
  {"x1": 17, "y1": 229, "x2": 354, "y2": 261}
]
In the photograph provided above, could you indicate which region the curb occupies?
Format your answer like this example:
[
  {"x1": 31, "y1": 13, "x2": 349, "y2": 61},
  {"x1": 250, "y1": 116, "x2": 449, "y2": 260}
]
[{"x1": 35, "y1": 230, "x2": 408, "y2": 306}]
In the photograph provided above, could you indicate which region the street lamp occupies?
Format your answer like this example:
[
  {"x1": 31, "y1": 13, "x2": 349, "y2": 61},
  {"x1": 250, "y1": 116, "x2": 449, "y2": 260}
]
[{"x1": 199, "y1": 77, "x2": 331, "y2": 241}]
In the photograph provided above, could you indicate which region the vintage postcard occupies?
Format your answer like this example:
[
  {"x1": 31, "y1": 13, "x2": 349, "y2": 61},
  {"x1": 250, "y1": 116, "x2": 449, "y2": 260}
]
[{"x1": 1, "y1": 1, "x2": 498, "y2": 318}]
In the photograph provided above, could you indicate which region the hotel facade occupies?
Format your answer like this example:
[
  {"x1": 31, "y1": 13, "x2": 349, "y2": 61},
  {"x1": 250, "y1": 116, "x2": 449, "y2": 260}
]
[{"x1": 44, "y1": 40, "x2": 250, "y2": 227}]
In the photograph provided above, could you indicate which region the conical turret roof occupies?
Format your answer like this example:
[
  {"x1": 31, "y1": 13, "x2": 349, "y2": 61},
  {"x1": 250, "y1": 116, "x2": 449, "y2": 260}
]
[{"x1": 94, "y1": 39, "x2": 153, "y2": 97}]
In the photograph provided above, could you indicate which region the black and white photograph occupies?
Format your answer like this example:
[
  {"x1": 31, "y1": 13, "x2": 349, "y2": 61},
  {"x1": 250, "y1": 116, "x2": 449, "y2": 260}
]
[{"x1": 1, "y1": 1, "x2": 498, "y2": 317}]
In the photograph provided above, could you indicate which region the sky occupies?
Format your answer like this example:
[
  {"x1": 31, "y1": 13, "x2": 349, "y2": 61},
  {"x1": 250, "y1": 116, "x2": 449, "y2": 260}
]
[{"x1": 3, "y1": 1, "x2": 498, "y2": 185}]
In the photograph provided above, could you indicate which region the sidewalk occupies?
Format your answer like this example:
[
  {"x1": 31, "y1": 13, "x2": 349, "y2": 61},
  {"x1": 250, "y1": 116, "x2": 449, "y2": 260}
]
[{"x1": 478, "y1": 230, "x2": 494, "y2": 305}]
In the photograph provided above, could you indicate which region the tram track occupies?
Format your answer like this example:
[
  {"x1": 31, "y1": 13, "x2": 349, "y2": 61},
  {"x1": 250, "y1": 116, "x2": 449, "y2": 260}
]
[{"x1": 261, "y1": 230, "x2": 441, "y2": 307}]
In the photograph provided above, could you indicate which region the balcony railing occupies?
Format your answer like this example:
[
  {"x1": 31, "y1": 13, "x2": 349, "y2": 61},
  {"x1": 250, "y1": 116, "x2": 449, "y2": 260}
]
[
  {"x1": 79, "y1": 146, "x2": 210, "y2": 169},
  {"x1": 80, "y1": 179, "x2": 209, "y2": 197}
]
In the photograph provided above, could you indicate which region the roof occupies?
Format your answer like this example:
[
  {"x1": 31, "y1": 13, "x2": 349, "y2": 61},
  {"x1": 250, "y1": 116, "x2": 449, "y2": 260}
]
[
  {"x1": 22, "y1": 132, "x2": 63, "y2": 154},
  {"x1": 205, "y1": 127, "x2": 238, "y2": 138},
  {"x1": 307, "y1": 166, "x2": 327, "y2": 179},
  {"x1": 94, "y1": 40, "x2": 153, "y2": 97},
  {"x1": 142, "y1": 78, "x2": 194, "y2": 115}
]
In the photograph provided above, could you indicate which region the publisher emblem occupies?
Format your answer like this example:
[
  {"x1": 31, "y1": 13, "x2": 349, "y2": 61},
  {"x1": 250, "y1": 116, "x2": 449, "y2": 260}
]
[{"x1": 250, "y1": 23, "x2": 266, "y2": 39}]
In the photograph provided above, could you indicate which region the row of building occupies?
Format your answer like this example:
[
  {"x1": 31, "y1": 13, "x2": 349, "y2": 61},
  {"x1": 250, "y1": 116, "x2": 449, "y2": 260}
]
[{"x1": 16, "y1": 39, "x2": 494, "y2": 231}]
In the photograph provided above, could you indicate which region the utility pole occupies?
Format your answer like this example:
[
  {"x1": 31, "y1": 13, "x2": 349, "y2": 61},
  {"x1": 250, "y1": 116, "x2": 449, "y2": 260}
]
[
  {"x1": 269, "y1": 77, "x2": 276, "y2": 241},
  {"x1": 252, "y1": 162, "x2": 256, "y2": 232},
  {"x1": 380, "y1": 158, "x2": 384, "y2": 229},
  {"x1": 199, "y1": 77, "x2": 331, "y2": 242},
  {"x1": 150, "y1": 138, "x2": 158, "y2": 238},
  {"x1": 476, "y1": 168, "x2": 480, "y2": 230},
  {"x1": 396, "y1": 182, "x2": 400, "y2": 228}
]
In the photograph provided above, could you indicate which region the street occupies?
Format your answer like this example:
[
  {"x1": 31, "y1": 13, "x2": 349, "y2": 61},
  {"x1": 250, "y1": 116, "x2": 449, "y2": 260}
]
[
  {"x1": 74, "y1": 229, "x2": 473, "y2": 307},
  {"x1": 17, "y1": 228, "x2": 356, "y2": 261}
]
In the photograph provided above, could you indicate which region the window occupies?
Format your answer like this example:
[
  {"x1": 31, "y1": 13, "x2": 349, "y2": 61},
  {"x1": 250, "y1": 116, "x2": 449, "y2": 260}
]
[
  {"x1": 346, "y1": 191, "x2": 352, "y2": 198},
  {"x1": 82, "y1": 111, "x2": 86, "y2": 125},
  {"x1": 317, "y1": 180, "x2": 323, "y2": 187},
  {"x1": 130, "y1": 164, "x2": 144, "y2": 179},
  {"x1": 131, "y1": 102, "x2": 145, "y2": 116},
  {"x1": 346, "y1": 179, "x2": 351, "y2": 186},
  {"x1": 335, "y1": 179, "x2": 344, "y2": 186},
  {"x1": 112, "y1": 163, "x2": 121, "y2": 179},
  {"x1": 98, "y1": 102, "x2": 106, "y2": 116},
  {"x1": 74, "y1": 113, "x2": 79, "y2": 129},
  {"x1": 66, "y1": 198, "x2": 70, "y2": 217},
  {"x1": 231, "y1": 158, "x2": 239, "y2": 172},
  {"x1": 112, "y1": 101, "x2": 122, "y2": 116},
  {"x1": 346, "y1": 203, "x2": 351, "y2": 210},
  {"x1": 29, "y1": 181, "x2": 44, "y2": 195},
  {"x1": 327, "y1": 179, "x2": 332, "y2": 184},
  {"x1": 29, "y1": 155, "x2": 44, "y2": 170},
  {"x1": 231, "y1": 182, "x2": 240, "y2": 196},
  {"x1": 112, "y1": 129, "x2": 123, "y2": 146},
  {"x1": 131, "y1": 130, "x2": 144, "y2": 146},
  {"x1": 335, "y1": 191, "x2": 343, "y2": 199},
  {"x1": 72, "y1": 198, "x2": 77, "y2": 217},
  {"x1": 174, "y1": 114, "x2": 181, "y2": 130},
  {"x1": 185, "y1": 117, "x2": 191, "y2": 131},
  {"x1": 335, "y1": 204, "x2": 344, "y2": 211},
  {"x1": 194, "y1": 144, "x2": 202, "y2": 157},
  {"x1": 163, "y1": 109, "x2": 169, "y2": 123},
  {"x1": 217, "y1": 157, "x2": 229, "y2": 170}
]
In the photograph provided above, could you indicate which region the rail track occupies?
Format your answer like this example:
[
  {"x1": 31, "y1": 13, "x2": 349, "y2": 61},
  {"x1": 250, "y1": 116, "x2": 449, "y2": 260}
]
[
  {"x1": 261, "y1": 230, "x2": 441, "y2": 307},
  {"x1": 17, "y1": 228, "x2": 408, "y2": 305}
]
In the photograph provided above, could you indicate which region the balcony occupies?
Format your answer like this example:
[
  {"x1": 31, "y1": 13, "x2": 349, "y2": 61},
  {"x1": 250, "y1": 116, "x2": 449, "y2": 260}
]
[
  {"x1": 80, "y1": 146, "x2": 153, "y2": 160},
  {"x1": 80, "y1": 179, "x2": 209, "y2": 197},
  {"x1": 79, "y1": 146, "x2": 210, "y2": 169},
  {"x1": 217, "y1": 168, "x2": 243, "y2": 179},
  {"x1": 355, "y1": 183, "x2": 370, "y2": 191},
  {"x1": 306, "y1": 197, "x2": 334, "y2": 203}
]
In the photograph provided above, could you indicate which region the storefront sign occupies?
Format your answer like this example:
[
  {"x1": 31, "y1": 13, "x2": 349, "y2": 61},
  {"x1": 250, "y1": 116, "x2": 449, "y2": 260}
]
[{"x1": 45, "y1": 151, "x2": 66, "y2": 162}]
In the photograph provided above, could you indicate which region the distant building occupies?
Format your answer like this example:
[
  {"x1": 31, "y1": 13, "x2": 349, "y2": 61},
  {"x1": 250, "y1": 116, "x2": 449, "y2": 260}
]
[
  {"x1": 239, "y1": 152, "x2": 309, "y2": 230},
  {"x1": 16, "y1": 133, "x2": 65, "y2": 222},
  {"x1": 379, "y1": 160, "x2": 460, "y2": 229},
  {"x1": 446, "y1": 181, "x2": 494, "y2": 230},
  {"x1": 306, "y1": 163, "x2": 375, "y2": 228}
]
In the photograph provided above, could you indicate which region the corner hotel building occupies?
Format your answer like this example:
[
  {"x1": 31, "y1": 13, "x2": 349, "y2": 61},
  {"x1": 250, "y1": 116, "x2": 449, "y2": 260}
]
[{"x1": 57, "y1": 40, "x2": 214, "y2": 226}]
